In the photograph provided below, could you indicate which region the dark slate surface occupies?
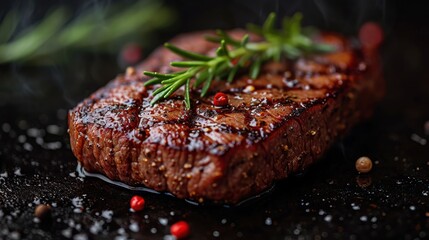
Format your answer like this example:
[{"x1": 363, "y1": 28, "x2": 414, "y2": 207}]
[{"x1": 1, "y1": 1, "x2": 429, "y2": 239}]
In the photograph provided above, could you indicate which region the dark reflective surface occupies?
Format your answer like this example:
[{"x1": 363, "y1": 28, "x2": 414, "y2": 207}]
[{"x1": 1, "y1": 1, "x2": 429, "y2": 239}]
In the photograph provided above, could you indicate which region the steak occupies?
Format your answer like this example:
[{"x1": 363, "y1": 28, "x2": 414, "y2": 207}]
[{"x1": 68, "y1": 30, "x2": 383, "y2": 204}]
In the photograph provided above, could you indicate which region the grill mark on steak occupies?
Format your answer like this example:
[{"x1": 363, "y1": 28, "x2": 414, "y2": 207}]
[{"x1": 68, "y1": 30, "x2": 383, "y2": 203}]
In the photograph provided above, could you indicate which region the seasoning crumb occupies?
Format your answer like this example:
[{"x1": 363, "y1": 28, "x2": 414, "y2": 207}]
[
  {"x1": 355, "y1": 156, "x2": 373, "y2": 173},
  {"x1": 34, "y1": 204, "x2": 51, "y2": 220},
  {"x1": 126, "y1": 67, "x2": 136, "y2": 76},
  {"x1": 282, "y1": 144, "x2": 289, "y2": 152},
  {"x1": 243, "y1": 85, "x2": 255, "y2": 93}
]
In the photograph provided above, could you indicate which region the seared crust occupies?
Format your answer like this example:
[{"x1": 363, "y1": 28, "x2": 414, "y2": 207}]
[{"x1": 68, "y1": 30, "x2": 383, "y2": 203}]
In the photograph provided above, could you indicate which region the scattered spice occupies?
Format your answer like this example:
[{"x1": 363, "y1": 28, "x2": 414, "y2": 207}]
[
  {"x1": 170, "y1": 221, "x2": 190, "y2": 239},
  {"x1": 130, "y1": 195, "x2": 145, "y2": 212},
  {"x1": 122, "y1": 43, "x2": 142, "y2": 64},
  {"x1": 213, "y1": 92, "x2": 228, "y2": 107},
  {"x1": 126, "y1": 67, "x2": 136, "y2": 76},
  {"x1": 243, "y1": 85, "x2": 255, "y2": 93},
  {"x1": 355, "y1": 156, "x2": 373, "y2": 173},
  {"x1": 34, "y1": 204, "x2": 52, "y2": 220}
]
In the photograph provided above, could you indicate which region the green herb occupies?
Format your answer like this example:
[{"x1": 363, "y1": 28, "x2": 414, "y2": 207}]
[
  {"x1": 144, "y1": 12, "x2": 334, "y2": 109},
  {"x1": 0, "y1": 0, "x2": 174, "y2": 64}
]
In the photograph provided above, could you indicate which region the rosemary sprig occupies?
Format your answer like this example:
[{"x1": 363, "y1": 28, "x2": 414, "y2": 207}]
[
  {"x1": 0, "y1": 0, "x2": 174, "y2": 64},
  {"x1": 144, "y1": 12, "x2": 334, "y2": 109}
]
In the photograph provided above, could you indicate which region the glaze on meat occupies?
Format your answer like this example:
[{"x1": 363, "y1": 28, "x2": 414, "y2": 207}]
[{"x1": 68, "y1": 30, "x2": 383, "y2": 203}]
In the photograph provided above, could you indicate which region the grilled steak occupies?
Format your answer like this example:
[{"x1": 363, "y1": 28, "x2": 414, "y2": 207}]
[{"x1": 68, "y1": 30, "x2": 383, "y2": 203}]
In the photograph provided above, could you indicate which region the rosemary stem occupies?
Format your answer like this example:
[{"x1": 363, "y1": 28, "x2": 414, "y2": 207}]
[{"x1": 205, "y1": 42, "x2": 271, "y2": 69}]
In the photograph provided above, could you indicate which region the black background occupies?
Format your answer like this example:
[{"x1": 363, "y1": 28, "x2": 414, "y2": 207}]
[{"x1": 1, "y1": 0, "x2": 428, "y2": 239}]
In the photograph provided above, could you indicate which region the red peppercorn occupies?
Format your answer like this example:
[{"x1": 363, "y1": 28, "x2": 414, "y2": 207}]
[
  {"x1": 170, "y1": 221, "x2": 190, "y2": 239},
  {"x1": 213, "y1": 92, "x2": 228, "y2": 107},
  {"x1": 359, "y1": 22, "x2": 383, "y2": 50},
  {"x1": 130, "y1": 195, "x2": 145, "y2": 212},
  {"x1": 121, "y1": 43, "x2": 142, "y2": 64},
  {"x1": 34, "y1": 204, "x2": 52, "y2": 220},
  {"x1": 231, "y1": 58, "x2": 239, "y2": 65}
]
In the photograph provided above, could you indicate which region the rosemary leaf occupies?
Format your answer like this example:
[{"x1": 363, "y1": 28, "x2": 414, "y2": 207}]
[
  {"x1": 161, "y1": 73, "x2": 191, "y2": 84},
  {"x1": 282, "y1": 45, "x2": 301, "y2": 58},
  {"x1": 184, "y1": 79, "x2": 191, "y2": 109},
  {"x1": 150, "y1": 87, "x2": 170, "y2": 105},
  {"x1": 164, "y1": 78, "x2": 187, "y2": 98},
  {"x1": 144, "y1": 71, "x2": 185, "y2": 80},
  {"x1": 250, "y1": 58, "x2": 262, "y2": 79},
  {"x1": 262, "y1": 12, "x2": 276, "y2": 35},
  {"x1": 144, "y1": 78, "x2": 163, "y2": 86},
  {"x1": 219, "y1": 40, "x2": 230, "y2": 58},
  {"x1": 195, "y1": 70, "x2": 209, "y2": 87},
  {"x1": 205, "y1": 35, "x2": 223, "y2": 43},
  {"x1": 289, "y1": 13, "x2": 303, "y2": 37},
  {"x1": 152, "y1": 85, "x2": 169, "y2": 96},
  {"x1": 201, "y1": 71, "x2": 214, "y2": 97},
  {"x1": 214, "y1": 61, "x2": 231, "y2": 79},
  {"x1": 171, "y1": 61, "x2": 207, "y2": 68},
  {"x1": 216, "y1": 30, "x2": 241, "y2": 46},
  {"x1": 240, "y1": 34, "x2": 250, "y2": 47},
  {"x1": 164, "y1": 43, "x2": 213, "y2": 61},
  {"x1": 227, "y1": 63, "x2": 240, "y2": 83}
]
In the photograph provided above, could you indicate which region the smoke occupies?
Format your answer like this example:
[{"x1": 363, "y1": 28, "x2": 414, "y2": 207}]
[
  {"x1": 167, "y1": 0, "x2": 389, "y2": 37},
  {"x1": 312, "y1": 0, "x2": 392, "y2": 35}
]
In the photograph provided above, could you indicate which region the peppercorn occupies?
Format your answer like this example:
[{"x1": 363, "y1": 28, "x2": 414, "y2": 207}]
[
  {"x1": 34, "y1": 204, "x2": 52, "y2": 220},
  {"x1": 130, "y1": 195, "x2": 145, "y2": 212},
  {"x1": 170, "y1": 221, "x2": 190, "y2": 239},
  {"x1": 121, "y1": 43, "x2": 142, "y2": 64},
  {"x1": 213, "y1": 92, "x2": 228, "y2": 107},
  {"x1": 355, "y1": 156, "x2": 373, "y2": 173}
]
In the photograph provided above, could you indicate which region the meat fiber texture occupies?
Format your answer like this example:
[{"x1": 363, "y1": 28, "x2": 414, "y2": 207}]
[{"x1": 68, "y1": 30, "x2": 383, "y2": 204}]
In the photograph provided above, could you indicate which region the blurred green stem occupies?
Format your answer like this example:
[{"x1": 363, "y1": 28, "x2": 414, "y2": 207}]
[{"x1": 0, "y1": 0, "x2": 174, "y2": 64}]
